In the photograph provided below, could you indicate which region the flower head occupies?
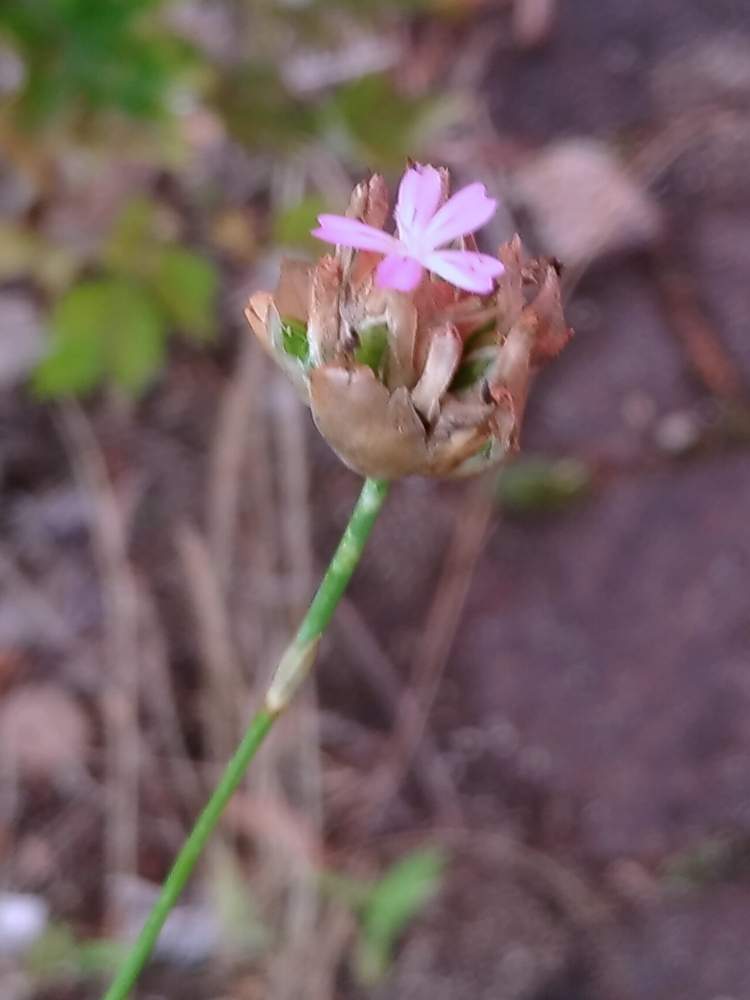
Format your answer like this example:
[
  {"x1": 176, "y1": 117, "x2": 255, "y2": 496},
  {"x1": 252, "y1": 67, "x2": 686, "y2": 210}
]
[
  {"x1": 312, "y1": 163, "x2": 504, "y2": 294},
  {"x1": 246, "y1": 167, "x2": 572, "y2": 479}
]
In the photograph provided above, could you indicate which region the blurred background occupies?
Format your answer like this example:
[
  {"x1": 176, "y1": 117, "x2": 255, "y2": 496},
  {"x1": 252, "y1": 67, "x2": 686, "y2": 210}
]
[{"x1": 1, "y1": 0, "x2": 749, "y2": 997}]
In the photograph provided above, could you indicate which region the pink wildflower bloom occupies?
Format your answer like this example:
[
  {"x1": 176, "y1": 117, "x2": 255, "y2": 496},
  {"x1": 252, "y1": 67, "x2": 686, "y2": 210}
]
[{"x1": 311, "y1": 164, "x2": 504, "y2": 294}]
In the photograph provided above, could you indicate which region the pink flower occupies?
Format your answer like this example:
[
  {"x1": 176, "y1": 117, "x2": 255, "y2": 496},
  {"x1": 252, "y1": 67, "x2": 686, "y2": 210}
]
[{"x1": 311, "y1": 164, "x2": 504, "y2": 294}]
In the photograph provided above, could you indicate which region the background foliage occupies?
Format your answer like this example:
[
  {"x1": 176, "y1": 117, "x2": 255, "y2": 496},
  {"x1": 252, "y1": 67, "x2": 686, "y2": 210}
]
[{"x1": 0, "y1": 0, "x2": 456, "y2": 399}]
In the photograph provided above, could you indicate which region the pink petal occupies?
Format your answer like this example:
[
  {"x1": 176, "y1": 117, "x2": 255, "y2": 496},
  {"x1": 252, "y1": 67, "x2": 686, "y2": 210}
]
[
  {"x1": 375, "y1": 254, "x2": 424, "y2": 292},
  {"x1": 425, "y1": 250, "x2": 504, "y2": 293},
  {"x1": 394, "y1": 164, "x2": 443, "y2": 243},
  {"x1": 423, "y1": 182, "x2": 498, "y2": 249},
  {"x1": 311, "y1": 215, "x2": 402, "y2": 255}
]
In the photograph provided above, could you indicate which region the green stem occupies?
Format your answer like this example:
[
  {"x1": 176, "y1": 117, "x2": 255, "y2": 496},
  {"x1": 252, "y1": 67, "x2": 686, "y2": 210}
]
[{"x1": 102, "y1": 477, "x2": 390, "y2": 1000}]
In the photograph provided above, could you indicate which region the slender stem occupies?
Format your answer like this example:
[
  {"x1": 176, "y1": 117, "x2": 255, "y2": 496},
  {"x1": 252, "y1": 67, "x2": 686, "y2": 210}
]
[{"x1": 102, "y1": 477, "x2": 390, "y2": 1000}]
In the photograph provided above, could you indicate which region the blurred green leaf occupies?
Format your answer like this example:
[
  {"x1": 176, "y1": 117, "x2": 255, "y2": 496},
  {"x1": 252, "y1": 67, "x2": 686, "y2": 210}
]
[
  {"x1": 33, "y1": 285, "x2": 108, "y2": 398},
  {"x1": 24, "y1": 923, "x2": 77, "y2": 978},
  {"x1": 25, "y1": 922, "x2": 123, "y2": 980},
  {"x1": 0, "y1": 0, "x2": 195, "y2": 127},
  {"x1": 33, "y1": 278, "x2": 165, "y2": 399},
  {"x1": 497, "y1": 456, "x2": 592, "y2": 515},
  {"x1": 212, "y1": 64, "x2": 318, "y2": 152},
  {"x1": 103, "y1": 197, "x2": 162, "y2": 278},
  {"x1": 356, "y1": 847, "x2": 445, "y2": 985},
  {"x1": 209, "y1": 848, "x2": 272, "y2": 958},
  {"x1": 103, "y1": 199, "x2": 217, "y2": 341},
  {"x1": 321, "y1": 74, "x2": 438, "y2": 169},
  {"x1": 108, "y1": 283, "x2": 166, "y2": 393},
  {"x1": 319, "y1": 869, "x2": 372, "y2": 911},
  {"x1": 273, "y1": 195, "x2": 327, "y2": 249},
  {"x1": 152, "y1": 247, "x2": 218, "y2": 342},
  {"x1": 72, "y1": 938, "x2": 126, "y2": 975}
]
